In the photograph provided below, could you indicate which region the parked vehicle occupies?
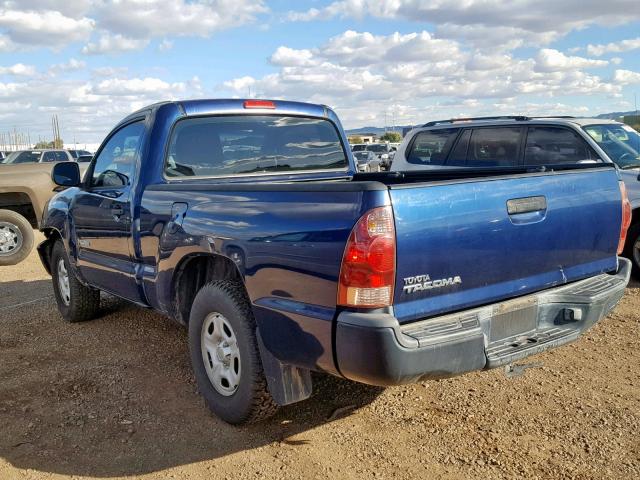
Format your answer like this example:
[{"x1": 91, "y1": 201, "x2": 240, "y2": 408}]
[
  {"x1": 67, "y1": 149, "x2": 93, "y2": 160},
  {"x1": 2, "y1": 149, "x2": 73, "y2": 164},
  {"x1": 391, "y1": 116, "x2": 640, "y2": 277},
  {"x1": 0, "y1": 162, "x2": 89, "y2": 265},
  {"x1": 364, "y1": 143, "x2": 395, "y2": 169},
  {"x1": 39, "y1": 100, "x2": 631, "y2": 425},
  {"x1": 353, "y1": 150, "x2": 381, "y2": 172},
  {"x1": 0, "y1": 151, "x2": 10, "y2": 163}
]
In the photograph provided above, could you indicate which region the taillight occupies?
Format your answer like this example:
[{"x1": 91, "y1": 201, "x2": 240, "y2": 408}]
[
  {"x1": 243, "y1": 100, "x2": 276, "y2": 109},
  {"x1": 338, "y1": 206, "x2": 396, "y2": 308},
  {"x1": 618, "y1": 181, "x2": 632, "y2": 255}
]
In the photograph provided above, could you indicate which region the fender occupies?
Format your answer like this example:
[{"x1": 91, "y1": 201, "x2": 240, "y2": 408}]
[{"x1": 38, "y1": 188, "x2": 87, "y2": 284}]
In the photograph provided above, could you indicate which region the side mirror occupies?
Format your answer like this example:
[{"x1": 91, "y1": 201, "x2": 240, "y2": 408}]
[{"x1": 52, "y1": 161, "x2": 81, "y2": 187}]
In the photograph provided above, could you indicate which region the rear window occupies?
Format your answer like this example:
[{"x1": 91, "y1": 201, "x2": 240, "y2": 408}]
[
  {"x1": 165, "y1": 115, "x2": 348, "y2": 178},
  {"x1": 407, "y1": 128, "x2": 459, "y2": 165}
]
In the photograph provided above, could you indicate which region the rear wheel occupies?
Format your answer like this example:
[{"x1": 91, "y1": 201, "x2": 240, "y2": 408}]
[
  {"x1": 0, "y1": 209, "x2": 34, "y2": 266},
  {"x1": 188, "y1": 281, "x2": 278, "y2": 424},
  {"x1": 627, "y1": 223, "x2": 640, "y2": 279},
  {"x1": 51, "y1": 241, "x2": 100, "y2": 322}
]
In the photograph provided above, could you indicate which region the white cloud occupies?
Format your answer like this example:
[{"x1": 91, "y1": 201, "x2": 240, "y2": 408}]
[
  {"x1": 222, "y1": 30, "x2": 625, "y2": 128},
  {"x1": 0, "y1": 9, "x2": 93, "y2": 48},
  {"x1": 0, "y1": 72, "x2": 202, "y2": 142},
  {"x1": 287, "y1": 0, "x2": 640, "y2": 48},
  {"x1": 0, "y1": 63, "x2": 36, "y2": 76},
  {"x1": 93, "y1": 77, "x2": 186, "y2": 96},
  {"x1": 0, "y1": 0, "x2": 268, "y2": 52},
  {"x1": 222, "y1": 76, "x2": 256, "y2": 94},
  {"x1": 158, "y1": 39, "x2": 173, "y2": 52},
  {"x1": 534, "y1": 49, "x2": 608, "y2": 72},
  {"x1": 0, "y1": 33, "x2": 14, "y2": 51},
  {"x1": 82, "y1": 33, "x2": 148, "y2": 55},
  {"x1": 1, "y1": 0, "x2": 92, "y2": 17},
  {"x1": 435, "y1": 24, "x2": 557, "y2": 51},
  {"x1": 49, "y1": 58, "x2": 86, "y2": 74},
  {"x1": 320, "y1": 30, "x2": 463, "y2": 66},
  {"x1": 613, "y1": 69, "x2": 640, "y2": 85},
  {"x1": 586, "y1": 37, "x2": 640, "y2": 56},
  {"x1": 269, "y1": 46, "x2": 314, "y2": 67},
  {"x1": 93, "y1": 0, "x2": 267, "y2": 39}
]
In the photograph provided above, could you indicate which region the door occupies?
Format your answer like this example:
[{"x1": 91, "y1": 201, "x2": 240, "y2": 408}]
[{"x1": 70, "y1": 120, "x2": 146, "y2": 301}]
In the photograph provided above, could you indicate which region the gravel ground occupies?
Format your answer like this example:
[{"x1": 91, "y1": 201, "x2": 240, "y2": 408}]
[{"x1": 1, "y1": 233, "x2": 639, "y2": 480}]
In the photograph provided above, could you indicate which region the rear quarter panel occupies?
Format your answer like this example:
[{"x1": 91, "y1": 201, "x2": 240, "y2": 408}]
[{"x1": 139, "y1": 183, "x2": 389, "y2": 374}]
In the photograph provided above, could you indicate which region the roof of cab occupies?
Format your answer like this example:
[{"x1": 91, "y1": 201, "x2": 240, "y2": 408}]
[{"x1": 118, "y1": 98, "x2": 333, "y2": 127}]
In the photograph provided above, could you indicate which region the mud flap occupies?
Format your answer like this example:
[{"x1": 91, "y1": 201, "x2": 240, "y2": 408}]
[{"x1": 256, "y1": 329, "x2": 313, "y2": 406}]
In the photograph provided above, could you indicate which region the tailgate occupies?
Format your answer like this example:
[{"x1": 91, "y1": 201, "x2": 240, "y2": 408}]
[{"x1": 390, "y1": 167, "x2": 621, "y2": 323}]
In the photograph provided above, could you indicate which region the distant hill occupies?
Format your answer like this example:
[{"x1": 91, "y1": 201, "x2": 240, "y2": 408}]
[{"x1": 594, "y1": 110, "x2": 639, "y2": 120}]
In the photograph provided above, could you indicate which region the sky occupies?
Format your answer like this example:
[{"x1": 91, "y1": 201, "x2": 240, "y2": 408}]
[{"x1": 0, "y1": 0, "x2": 639, "y2": 146}]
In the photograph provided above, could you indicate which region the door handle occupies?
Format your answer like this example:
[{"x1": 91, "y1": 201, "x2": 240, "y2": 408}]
[
  {"x1": 507, "y1": 196, "x2": 547, "y2": 225},
  {"x1": 111, "y1": 205, "x2": 124, "y2": 218},
  {"x1": 507, "y1": 196, "x2": 547, "y2": 215}
]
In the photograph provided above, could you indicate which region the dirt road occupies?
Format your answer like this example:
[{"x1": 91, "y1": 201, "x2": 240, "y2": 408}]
[{"x1": 1, "y1": 234, "x2": 639, "y2": 479}]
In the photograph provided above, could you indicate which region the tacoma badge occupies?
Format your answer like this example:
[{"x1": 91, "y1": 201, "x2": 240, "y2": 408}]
[{"x1": 403, "y1": 274, "x2": 462, "y2": 294}]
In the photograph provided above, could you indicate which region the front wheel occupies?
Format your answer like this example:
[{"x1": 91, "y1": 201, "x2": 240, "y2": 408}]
[
  {"x1": 0, "y1": 209, "x2": 34, "y2": 266},
  {"x1": 188, "y1": 281, "x2": 278, "y2": 424},
  {"x1": 51, "y1": 241, "x2": 101, "y2": 322}
]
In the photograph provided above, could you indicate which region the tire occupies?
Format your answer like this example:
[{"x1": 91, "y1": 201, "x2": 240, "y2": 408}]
[
  {"x1": 625, "y1": 223, "x2": 640, "y2": 279},
  {"x1": 51, "y1": 241, "x2": 100, "y2": 322},
  {"x1": 188, "y1": 281, "x2": 278, "y2": 424},
  {"x1": 0, "y1": 209, "x2": 34, "y2": 266}
]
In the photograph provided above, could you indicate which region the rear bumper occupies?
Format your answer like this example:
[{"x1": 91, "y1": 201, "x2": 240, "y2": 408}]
[{"x1": 335, "y1": 258, "x2": 631, "y2": 386}]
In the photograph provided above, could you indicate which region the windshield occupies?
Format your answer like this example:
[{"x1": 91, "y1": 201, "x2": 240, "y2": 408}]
[
  {"x1": 351, "y1": 144, "x2": 366, "y2": 152},
  {"x1": 3, "y1": 151, "x2": 42, "y2": 164},
  {"x1": 366, "y1": 144, "x2": 387, "y2": 153},
  {"x1": 583, "y1": 124, "x2": 640, "y2": 169}
]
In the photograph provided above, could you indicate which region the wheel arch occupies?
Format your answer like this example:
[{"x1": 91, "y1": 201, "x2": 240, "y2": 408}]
[
  {"x1": 37, "y1": 227, "x2": 64, "y2": 275},
  {"x1": 171, "y1": 253, "x2": 245, "y2": 326},
  {"x1": 0, "y1": 192, "x2": 38, "y2": 227}
]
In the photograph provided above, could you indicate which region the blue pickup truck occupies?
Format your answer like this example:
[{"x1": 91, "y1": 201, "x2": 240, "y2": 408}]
[{"x1": 39, "y1": 99, "x2": 632, "y2": 424}]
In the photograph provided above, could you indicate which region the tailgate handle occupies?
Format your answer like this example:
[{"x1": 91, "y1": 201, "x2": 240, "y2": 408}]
[{"x1": 507, "y1": 196, "x2": 547, "y2": 215}]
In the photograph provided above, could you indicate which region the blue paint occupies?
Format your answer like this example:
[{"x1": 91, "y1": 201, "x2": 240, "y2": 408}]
[{"x1": 39, "y1": 98, "x2": 624, "y2": 377}]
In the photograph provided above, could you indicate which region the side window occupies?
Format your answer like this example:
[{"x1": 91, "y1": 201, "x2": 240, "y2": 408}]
[
  {"x1": 54, "y1": 151, "x2": 69, "y2": 162},
  {"x1": 525, "y1": 127, "x2": 601, "y2": 165},
  {"x1": 42, "y1": 152, "x2": 57, "y2": 162},
  {"x1": 447, "y1": 129, "x2": 471, "y2": 166},
  {"x1": 91, "y1": 121, "x2": 145, "y2": 188},
  {"x1": 468, "y1": 128, "x2": 522, "y2": 166},
  {"x1": 406, "y1": 128, "x2": 459, "y2": 166}
]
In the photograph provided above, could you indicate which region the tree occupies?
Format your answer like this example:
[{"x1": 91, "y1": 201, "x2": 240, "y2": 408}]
[
  {"x1": 348, "y1": 135, "x2": 363, "y2": 144},
  {"x1": 379, "y1": 131, "x2": 402, "y2": 143},
  {"x1": 34, "y1": 140, "x2": 60, "y2": 149}
]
